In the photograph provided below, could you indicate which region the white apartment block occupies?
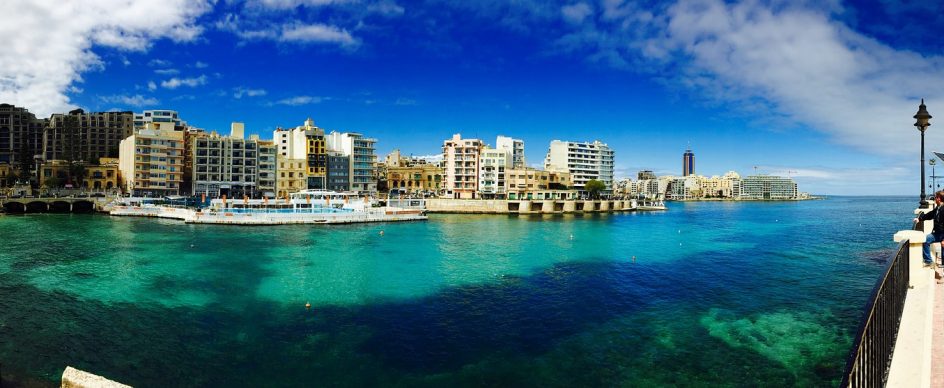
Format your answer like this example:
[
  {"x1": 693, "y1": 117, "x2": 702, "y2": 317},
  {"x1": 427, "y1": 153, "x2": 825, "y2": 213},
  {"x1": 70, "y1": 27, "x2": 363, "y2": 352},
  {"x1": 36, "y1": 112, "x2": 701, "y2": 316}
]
[
  {"x1": 133, "y1": 110, "x2": 187, "y2": 131},
  {"x1": 257, "y1": 139, "x2": 277, "y2": 198},
  {"x1": 442, "y1": 133, "x2": 484, "y2": 199},
  {"x1": 496, "y1": 135, "x2": 525, "y2": 168},
  {"x1": 273, "y1": 123, "x2": 311, "y2": 159},
  {"x1": 666, "y1": 176, "x2": 698, "y2": 200},
  {"x1": 190, "y1": 123, "x2": 259, "y2": 198},
  {"x1": 119, "y1": 124, "x2": 184, "y2": 196},
  {"x1": 326, "y1": 131, "x2": 378, "y2": 194},
  {"x1": 544, "y1": 140, "x2": 614, "y2": 192},
  {"x1": 478, "y1": 148, "x2": 511, "y2": 198},
  {"x1": 740, "y1": 175, "x2": 797, "y2": 200}
]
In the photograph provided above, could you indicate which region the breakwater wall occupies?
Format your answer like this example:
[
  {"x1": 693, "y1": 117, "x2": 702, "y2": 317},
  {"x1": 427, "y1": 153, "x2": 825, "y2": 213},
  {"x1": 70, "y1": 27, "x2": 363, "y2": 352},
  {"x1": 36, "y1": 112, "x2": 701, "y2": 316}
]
[{"x1": 425, "y1": 199, "x2": 638, "y2": 214}]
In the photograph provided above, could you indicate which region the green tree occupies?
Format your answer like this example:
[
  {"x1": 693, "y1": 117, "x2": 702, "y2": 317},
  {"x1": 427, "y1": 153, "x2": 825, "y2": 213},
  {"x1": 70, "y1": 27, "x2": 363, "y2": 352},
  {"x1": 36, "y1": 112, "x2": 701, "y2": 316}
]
[
  {"x1": 585, "y1": 179, "x2": 606, "y2": 199},
  {"x1": 45, "y1": 176, "x2": 61, "y2": 190},
  {"x1": 15, "y1": 141, "x2": 33, "y2": 184}
]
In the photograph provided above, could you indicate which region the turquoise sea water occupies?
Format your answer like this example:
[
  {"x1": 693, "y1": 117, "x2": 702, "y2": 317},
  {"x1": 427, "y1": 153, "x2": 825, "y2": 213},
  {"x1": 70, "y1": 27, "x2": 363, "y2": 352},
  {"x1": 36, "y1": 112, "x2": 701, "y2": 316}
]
[{"x1": 0, "y1": 197, "x2": 914, "y2": 386}]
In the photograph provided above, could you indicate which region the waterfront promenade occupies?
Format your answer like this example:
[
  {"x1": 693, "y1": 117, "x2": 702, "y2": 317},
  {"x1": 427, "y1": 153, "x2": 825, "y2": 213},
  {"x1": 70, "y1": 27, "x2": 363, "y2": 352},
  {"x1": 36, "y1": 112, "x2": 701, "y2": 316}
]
[
  {"x1": 855, "y1": 212, "x2": 944, "y2": 387},
  {"x1": 933, "y1": 280, "x2": 944, "y2": 387}
]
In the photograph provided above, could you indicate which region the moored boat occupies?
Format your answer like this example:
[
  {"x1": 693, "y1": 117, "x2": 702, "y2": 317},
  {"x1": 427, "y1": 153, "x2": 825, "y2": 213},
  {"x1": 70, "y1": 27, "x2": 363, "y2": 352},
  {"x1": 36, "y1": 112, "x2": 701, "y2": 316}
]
[{"x1": 110, "y1": 190, "x2": 427, "y2": 225}]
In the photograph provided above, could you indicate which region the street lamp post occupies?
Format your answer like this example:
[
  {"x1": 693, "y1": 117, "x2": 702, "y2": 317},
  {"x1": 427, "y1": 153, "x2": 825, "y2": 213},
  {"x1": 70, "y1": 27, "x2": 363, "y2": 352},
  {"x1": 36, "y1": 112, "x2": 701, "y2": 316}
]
[
  {"x1": 916, "y1": 99, "x2": 933, "y2": 206},
  {"x1": 931, "y1": 158, "x2": 938, "y2": 194}
]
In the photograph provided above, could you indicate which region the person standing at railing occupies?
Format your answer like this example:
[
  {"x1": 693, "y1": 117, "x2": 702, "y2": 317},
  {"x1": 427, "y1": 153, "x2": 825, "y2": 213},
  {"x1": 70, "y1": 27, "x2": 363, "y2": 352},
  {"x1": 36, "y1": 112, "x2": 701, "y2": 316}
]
[{"x1": 915, "y1": 190, "x2": 944, "y2": 267}]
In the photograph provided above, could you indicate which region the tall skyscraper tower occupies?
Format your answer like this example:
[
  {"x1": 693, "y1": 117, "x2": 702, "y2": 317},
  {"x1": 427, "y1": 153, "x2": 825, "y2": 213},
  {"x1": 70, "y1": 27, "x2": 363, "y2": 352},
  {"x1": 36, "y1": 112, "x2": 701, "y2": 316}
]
[{"x1": 683, "y1": 148, "x2": 695, "y2": 176}]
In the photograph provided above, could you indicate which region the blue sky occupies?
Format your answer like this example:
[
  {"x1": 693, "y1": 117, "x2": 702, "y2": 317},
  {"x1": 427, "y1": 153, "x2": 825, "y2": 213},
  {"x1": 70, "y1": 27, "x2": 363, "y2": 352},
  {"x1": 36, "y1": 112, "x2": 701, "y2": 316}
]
[{"x1": 2, "y1": 0, "x2": 944, "y2": 195}]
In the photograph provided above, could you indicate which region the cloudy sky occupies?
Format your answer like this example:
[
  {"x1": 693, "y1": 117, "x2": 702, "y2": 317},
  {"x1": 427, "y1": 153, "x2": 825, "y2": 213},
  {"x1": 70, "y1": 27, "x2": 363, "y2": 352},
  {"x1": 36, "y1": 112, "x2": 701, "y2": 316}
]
[{"x1": 1, "y1": 0, "x2": 943, "y2": 195}]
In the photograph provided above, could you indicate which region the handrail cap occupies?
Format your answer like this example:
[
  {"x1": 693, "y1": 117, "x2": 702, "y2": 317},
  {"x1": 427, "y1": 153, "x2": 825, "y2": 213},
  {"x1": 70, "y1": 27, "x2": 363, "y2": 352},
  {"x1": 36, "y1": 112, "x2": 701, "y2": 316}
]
[{"x1": 894, "y1": 230, "x2": 926, "y2": 242}]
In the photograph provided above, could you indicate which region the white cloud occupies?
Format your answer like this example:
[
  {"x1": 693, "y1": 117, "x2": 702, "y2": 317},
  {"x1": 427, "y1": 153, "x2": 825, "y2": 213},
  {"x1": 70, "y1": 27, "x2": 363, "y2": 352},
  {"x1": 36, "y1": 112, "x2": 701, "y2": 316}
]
[
  {"x1": 161, "y1": 75, "x2": 208, "y2": 89},
  {"x1": 147, "y1": 81, "x2": 157, "y2": 91},
  {"x1": 246, "y1": 0, "x2": 347, "y2": 10},
  {"x1": 233, "y1": 87, "x2": 268, "y2": 98},
  {"x1": 280, "y1": 23, "x2": 358, "y2": 46},
  {"x1": 194, "y1": 61, "x2": 209, "y2": 68},
  {"x1": 557, "y1": 0, "x2": 944, "y2": 157},
  {"x1": 367, "y1": 0, "x2": 405, "y2": 16},
  {"x1": 99, "y1": 94, "x2": 160, "y2": 107},
  {"x1": 154, "y1": 68, "x2": 180, "y2": 75},
  {"x1": 394, "y1": 98, "x2": 417, "y2": 106},
  {"x1": 147, "y1": 59, "x2": 173, "y2": 67},
  {"x1": 216, "y1": 13, "x2": 359, "y2": 48},
  {"x1": 0, "y1": 1, "x2": 211, "y2": 117},
  {"x1": 274, "y1": 95, "x2": 323, "y2": 105},
  {"x1": 561, "y1": 3, "x2": 593, "y2": 24}
]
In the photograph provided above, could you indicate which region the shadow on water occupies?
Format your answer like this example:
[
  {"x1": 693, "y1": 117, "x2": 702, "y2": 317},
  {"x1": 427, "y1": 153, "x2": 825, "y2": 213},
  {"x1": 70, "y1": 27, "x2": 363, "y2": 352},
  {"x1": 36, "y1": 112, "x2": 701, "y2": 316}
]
[{"x1": 0, "y1": 244, "x2": 857, "y2": 387}]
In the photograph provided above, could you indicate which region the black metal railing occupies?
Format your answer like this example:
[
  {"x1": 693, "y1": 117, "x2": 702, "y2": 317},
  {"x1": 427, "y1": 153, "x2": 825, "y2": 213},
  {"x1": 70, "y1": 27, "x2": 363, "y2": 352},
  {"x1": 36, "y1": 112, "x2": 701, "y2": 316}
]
[{"x1": 840, "y1": 240, "x2": 911, "y2": 387}]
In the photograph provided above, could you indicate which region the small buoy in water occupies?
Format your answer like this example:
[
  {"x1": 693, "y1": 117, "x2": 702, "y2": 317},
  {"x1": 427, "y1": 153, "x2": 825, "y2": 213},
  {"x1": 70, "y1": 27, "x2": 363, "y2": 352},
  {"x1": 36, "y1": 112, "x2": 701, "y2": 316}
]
[
  {"x1": 632, "y1": 256, "x2": 636, "y2": 263},
  {"x1": 379, "y1": 230, "x2": 384, "y2": 236},
  {"x1": 305, "y1": 302, "x2": 311, "y2": 310},
  {"x1": 569, "y1": 234, "x2": 574, "y2": 240},
  {"x1": 190, "y1": 244, "x2": 195, "y2": 248},
  {"x1": 678, "y1": 229, "x2": 681, "y2": 233}
]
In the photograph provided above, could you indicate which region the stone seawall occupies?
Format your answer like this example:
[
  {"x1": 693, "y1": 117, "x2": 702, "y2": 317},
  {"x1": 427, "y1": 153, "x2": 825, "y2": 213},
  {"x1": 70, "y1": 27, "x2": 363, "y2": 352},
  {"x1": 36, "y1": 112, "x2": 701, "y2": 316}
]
[{"x1": 425, "y1": 199, "x2": 638, "y2": 214}]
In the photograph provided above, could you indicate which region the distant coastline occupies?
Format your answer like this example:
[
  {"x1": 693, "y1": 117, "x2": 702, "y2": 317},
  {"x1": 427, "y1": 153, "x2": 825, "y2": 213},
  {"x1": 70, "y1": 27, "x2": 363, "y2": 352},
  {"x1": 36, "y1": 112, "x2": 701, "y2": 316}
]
[{"x1": 668, "y1": 196, "x2": 827, "y2": 202}]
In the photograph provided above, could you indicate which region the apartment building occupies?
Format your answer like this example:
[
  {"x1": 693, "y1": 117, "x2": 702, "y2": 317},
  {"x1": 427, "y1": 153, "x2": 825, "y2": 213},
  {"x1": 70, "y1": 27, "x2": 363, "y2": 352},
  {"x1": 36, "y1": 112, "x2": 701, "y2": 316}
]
[
  {"x1": 133, "y1": 110, "x2": 187, "y2": 131},
  {"x1": 118, "y1": 124, "x2": 184, "y2": 196},
  {"x1": 505, "y1": 167, "x2": 572, "y2": 200},
  {"x1": 0, "y1": 104, "x2": 45, "y2": 173},
  {"x1": 257, "y1": 139, "x2": 277, "y2": 198},
  {"x1": 274, "y1": 118, "x2": 326, "y2": 191},
  {"x1": 190, "y1": 123, "x2": 259, "y2": 198},
  {"x1": 544, "y1": 140, "x2": 614, "y2": 192},
  {"x1": 442, "y1": 133, "x2": 484, "y2": 199},
  {"x1": 478, "y1": 148, "x2": 511, "y2": 198},
  {"x1": 326, "y1": 131, "x2": 377, "y2": 194},
  {"x1": 740, "y1": 175, "x2": 797, "y2": 200},
  {"x1": 326, "y1": 151, "x2": 351, "y2": 192},
  {"x1": 44, "y1": 109, "x2": 133, "y2": 162},
  {"x1": 384, "y1": 149, "x2": 443, "y2": 195},
  {"x1": 496, "y1": 135, "x2": 525, "y2": 168},
  {"x1": 276, "y1": 157, "x2": 307, "y2": 197}
]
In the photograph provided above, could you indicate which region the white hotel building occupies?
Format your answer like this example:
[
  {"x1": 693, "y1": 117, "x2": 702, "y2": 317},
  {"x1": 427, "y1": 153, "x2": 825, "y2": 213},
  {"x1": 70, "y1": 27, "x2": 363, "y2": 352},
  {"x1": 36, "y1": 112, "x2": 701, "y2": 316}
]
[{"x1": 543, "y1": 140, "x2": 614, "y2": 192}]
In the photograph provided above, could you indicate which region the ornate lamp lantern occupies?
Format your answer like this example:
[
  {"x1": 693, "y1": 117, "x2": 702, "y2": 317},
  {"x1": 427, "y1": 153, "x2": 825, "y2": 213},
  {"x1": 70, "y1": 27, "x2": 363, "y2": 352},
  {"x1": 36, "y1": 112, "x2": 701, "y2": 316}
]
[{"x1": 915, "y1": 99, "x2": 932, "y2": 206}]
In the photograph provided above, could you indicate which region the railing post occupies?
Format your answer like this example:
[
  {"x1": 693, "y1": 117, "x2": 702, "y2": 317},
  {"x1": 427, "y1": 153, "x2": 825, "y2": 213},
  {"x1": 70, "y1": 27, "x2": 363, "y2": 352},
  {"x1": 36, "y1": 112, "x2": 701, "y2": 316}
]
[{"x1": 894, "y1": 230, "x2": 929, "y2": 288}]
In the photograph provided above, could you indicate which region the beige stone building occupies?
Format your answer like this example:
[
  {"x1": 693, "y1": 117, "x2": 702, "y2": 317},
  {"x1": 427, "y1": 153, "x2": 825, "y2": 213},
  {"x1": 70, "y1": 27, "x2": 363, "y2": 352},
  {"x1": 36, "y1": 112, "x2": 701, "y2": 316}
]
[
  {"x1": 505, "y1": 167, "x2": 572, "y2": 200},
  {"x1": 39, "y1": 158, "x2": 120, "y2": 192},
  {"x1": 0, "y1": 163, "x2": 14, "y2": 185},
  {"x1": 118, "y1": 125, "x2": 185, "y2": 196},
  {"x1": 387, "y1": 164, "x2": 443, "y2": 195},
  {"x1": 276, "y1": 156, "x2": 307, "y2": 198}
]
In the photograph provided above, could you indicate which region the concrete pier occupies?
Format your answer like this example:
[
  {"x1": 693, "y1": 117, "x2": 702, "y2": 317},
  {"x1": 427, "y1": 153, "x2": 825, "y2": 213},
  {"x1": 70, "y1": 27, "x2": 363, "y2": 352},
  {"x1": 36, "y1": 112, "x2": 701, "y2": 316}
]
[{"x1": 425, "y1": 198, "x2": 652, "y2": 214}]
